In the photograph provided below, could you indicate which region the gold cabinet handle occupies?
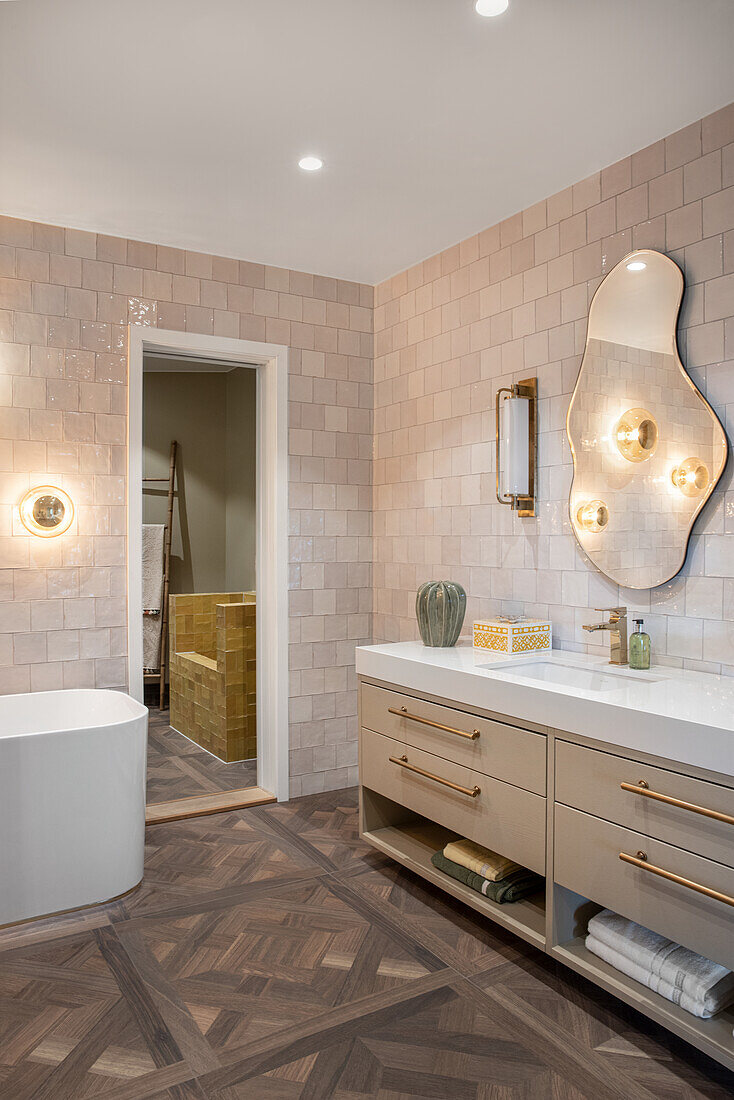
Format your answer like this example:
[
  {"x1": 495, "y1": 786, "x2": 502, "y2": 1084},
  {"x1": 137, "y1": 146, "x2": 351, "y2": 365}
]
[
  {"x1": 389, "y1": 754, "x2": 481, "y2": 798},
  {"x1": 620, "y1": 781, "x2": 734, "y2": 826},
  {"x1": 388, "y1": 706, "x2": 480, "y2": 741},
  {"x1": 619, "y1": 851, "x2": 734, "y2": 909}
]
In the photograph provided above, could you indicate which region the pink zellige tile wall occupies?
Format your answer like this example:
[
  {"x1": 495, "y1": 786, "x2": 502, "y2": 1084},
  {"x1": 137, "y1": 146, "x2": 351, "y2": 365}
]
[
  {"x1": 0, "y1": 224, "x2": 372, "y2": 795},
  {"x1": 2, "y1": 101, "x2": 734, "y2": 793},
  {"x1": 373, "y1": 103, "x2": 734, "y2": 675}
]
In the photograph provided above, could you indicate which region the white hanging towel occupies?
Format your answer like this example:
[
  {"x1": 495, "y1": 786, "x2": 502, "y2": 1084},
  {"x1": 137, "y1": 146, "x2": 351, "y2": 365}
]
[{"x1": 142, "y1": 524, "x2": 165, "y2": 671}]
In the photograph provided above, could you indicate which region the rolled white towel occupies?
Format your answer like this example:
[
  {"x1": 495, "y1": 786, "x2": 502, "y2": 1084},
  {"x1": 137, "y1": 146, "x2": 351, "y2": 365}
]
[{"x1": 586, "y1": 936, "x2": 734, "y2": 1019}]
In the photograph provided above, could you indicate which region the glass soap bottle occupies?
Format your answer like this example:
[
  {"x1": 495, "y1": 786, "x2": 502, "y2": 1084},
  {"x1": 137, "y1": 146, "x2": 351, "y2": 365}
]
[{"x1": 629, "y1": 619, "x2": 651, "y2": 670}]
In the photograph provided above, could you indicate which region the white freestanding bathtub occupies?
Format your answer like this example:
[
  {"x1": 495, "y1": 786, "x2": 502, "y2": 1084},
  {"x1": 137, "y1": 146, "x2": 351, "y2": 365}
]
[{"x1": 0, "y1": 689, "x2": 148, "y2": 926}]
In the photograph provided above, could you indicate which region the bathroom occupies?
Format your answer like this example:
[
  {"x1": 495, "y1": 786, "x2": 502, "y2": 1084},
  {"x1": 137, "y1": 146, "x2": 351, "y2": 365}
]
[{"x1": 0, "y1": 0, "x2": 733, "y2": 1095}]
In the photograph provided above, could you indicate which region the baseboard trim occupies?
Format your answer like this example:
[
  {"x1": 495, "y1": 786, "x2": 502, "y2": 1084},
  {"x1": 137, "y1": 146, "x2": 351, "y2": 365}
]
[
  {"x1": 145, "y1": 786, "x2": 276, "y2": 826},
  {"x1": 0, "y1": 880, "x2": 142, "y2": 931}
]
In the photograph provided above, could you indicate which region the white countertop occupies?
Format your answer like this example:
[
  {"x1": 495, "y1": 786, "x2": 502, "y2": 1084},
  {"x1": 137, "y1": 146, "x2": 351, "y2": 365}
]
[{"x1": 355, "y1": 641, "x2": 734, "y2": 779}]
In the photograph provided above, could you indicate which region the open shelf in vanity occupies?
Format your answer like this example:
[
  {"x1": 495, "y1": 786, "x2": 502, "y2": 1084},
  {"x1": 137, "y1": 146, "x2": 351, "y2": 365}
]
[
  {"x1": 361, "y1": 787, "x2": 546, "y2": 949},
  {"x1": 555, "y1": 937, "x2": 734, "y2": 1065}
]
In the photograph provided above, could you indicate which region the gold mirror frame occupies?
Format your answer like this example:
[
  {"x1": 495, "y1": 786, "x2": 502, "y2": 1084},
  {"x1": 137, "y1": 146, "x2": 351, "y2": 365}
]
[{"x1": 567, "y1": 249, "x2": 728, "y2": 590}]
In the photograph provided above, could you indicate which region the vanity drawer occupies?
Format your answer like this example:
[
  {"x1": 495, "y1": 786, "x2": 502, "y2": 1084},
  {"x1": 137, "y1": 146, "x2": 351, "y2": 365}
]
[
  {"x1": 555, "y1": 740, "x2": 734, "y2": 869},
  {"x1": 360, "y1": 726, "x2": 546, "y2": 875},
  {"x1": 360, "y1": 683, "x2": 546, "y2": 796},
  {"x1": 554, "y1": 804, "x2": 734, "y2": 971}
]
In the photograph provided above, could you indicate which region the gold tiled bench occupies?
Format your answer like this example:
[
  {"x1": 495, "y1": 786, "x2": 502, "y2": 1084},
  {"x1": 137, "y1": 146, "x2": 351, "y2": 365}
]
[{"x1": 169, "y1": 592, "x2": 256, "y2": 762}]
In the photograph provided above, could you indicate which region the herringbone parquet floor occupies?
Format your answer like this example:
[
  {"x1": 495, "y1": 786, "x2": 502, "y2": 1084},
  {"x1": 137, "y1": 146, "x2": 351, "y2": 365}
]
[{"x1": 1, "y1": 788, "x2": 732, "y2": 1099}]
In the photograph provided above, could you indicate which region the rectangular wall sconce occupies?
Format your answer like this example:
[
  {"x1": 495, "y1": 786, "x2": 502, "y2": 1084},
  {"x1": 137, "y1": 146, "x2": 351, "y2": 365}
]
[{"x1": 495, "y1": 376, "x2": 537, "y2": 517}]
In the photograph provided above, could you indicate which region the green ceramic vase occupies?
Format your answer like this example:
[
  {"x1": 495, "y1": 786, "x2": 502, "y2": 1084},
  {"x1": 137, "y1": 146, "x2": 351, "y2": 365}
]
[{"x1": 415, "y1": 581, "x2": 466, "y2": 647}]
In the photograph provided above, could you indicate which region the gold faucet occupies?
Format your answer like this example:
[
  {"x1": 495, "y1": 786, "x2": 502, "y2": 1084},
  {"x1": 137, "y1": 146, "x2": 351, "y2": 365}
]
[{"x1": 582, "y1": 607, "x2": 628, "y2": 665}]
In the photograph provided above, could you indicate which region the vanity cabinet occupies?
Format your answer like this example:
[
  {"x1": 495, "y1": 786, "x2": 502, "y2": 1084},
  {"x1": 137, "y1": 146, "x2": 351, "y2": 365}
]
[
  {"x1": 359, "y1": 674, "x2": 734, "y2": 1072},
  {"x1": 555, "y1": 739, "x2": 734, "y2": 867},
  {"x1": 359, "y1": 679, "x2": 548, "y2": 949},
  {"x1": 361, "y1": 683, "x2": 546, "y2": 794},
  {"x1": 360, "y1": 725, "x2": 546, "y2": 874},
  {"x1": 554, "y1": 803, "x2": 734, "y2": 971}
]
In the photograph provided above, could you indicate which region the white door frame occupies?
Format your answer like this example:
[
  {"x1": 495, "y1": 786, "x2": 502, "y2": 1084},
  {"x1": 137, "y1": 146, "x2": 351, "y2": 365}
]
[{"x1": 127, "y1": 326, "x2": 289, "y2": 802}]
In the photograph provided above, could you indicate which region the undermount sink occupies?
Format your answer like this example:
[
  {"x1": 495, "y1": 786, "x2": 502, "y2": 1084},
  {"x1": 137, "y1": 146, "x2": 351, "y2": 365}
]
[{"x1": 478, "y1": 658, "x2": 662, "y2": 693}]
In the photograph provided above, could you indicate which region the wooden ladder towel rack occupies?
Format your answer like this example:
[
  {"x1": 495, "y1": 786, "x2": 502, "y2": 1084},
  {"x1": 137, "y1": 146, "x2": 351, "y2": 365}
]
[{"x1": 143, "y1": 439, "x2": 177, "y2": 708}]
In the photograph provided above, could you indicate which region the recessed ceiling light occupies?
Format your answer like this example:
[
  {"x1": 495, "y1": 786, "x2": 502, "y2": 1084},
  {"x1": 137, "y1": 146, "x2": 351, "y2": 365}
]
[
  {"x1": 298, "y1": 156, "x2": 323, "y2": 172},
  {"x1": 475, "y1": 0, "x2": 509, "y2": 16},
  {"x1": 626, "y1": 261, "x2": 647, "y2": 271}
]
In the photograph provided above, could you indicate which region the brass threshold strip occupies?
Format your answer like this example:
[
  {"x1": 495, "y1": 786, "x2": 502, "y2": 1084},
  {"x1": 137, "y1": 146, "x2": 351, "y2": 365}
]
[{"x1": 145, "y1": 785, "x2": 276, "y2": 826}]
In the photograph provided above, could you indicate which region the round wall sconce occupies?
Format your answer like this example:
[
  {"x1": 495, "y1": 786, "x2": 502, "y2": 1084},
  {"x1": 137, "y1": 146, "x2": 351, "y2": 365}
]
[
  {"x1": 18, "y1": 486, "x2": 74, "y2": 537},
  {"x1": 576, "y1": 500, "x2": 610, "y2": 533},
  {"x1": 671, "y1": 458, "x2": 710, "y2": 497},
  {"x1": 614, "y1": 408, "x2": 659, "y2": 463}
]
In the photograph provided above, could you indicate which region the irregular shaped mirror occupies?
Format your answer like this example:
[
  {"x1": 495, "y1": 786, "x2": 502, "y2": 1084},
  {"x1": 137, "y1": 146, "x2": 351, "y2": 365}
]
[{"x1": 567, "y1": 249, "x2": 728, "y2": 589}]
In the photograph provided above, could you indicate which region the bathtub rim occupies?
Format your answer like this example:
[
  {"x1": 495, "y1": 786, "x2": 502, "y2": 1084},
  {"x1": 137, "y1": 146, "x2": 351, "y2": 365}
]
[{"x1": 0, "y1": 688, "x2": 148, "y2": 739}]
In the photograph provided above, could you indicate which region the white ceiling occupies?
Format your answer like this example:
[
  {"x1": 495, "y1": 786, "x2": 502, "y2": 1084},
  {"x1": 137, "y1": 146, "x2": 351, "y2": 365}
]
[{"x1": 2, "y1": 0, "x2": 734, "y2": 284}]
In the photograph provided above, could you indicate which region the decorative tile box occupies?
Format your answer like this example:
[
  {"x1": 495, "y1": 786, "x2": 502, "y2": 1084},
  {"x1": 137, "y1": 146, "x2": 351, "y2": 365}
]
[{"x1": 473, "y1": 619, "x2": 552, "y2": 655}]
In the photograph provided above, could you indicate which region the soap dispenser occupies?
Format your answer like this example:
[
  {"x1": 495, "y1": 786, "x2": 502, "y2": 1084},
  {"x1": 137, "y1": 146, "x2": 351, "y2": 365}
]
[{"x1": 629, "y1": 619, "x2": 651, "y2": 671}]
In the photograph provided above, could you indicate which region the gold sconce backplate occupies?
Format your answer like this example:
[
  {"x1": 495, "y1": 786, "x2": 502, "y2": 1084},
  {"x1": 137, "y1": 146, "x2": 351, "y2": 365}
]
[{"x1": 567, "y1": 249, "x2": 728, "y2": 590}]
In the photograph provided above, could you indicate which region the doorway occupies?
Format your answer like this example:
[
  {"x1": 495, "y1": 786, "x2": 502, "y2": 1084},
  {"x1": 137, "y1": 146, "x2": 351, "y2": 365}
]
[
  {"x1": 127, "y1": 328, "x2": 289, "y2": 808},
  {"x1": 142, "y1": 356, "x2": 258, "y2": 802}
]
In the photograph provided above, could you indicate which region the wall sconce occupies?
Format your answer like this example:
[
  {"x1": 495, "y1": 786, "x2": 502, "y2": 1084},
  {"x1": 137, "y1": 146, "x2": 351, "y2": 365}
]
[
  {"x1": 18, "y1": 486, "x2": 74, "y2": 537},
  {"x1": 671, "y1": 458, "x2": 710, "y2": 497},
  {"x1": 576, "y1": 499, "x2": 610, "y2": 533},
  {"x1": 614, "y1": 408, "x2": 658, "y2": 463},
  {"x1": 496, "y1": 377, "x2": 537, "y2": 517}
]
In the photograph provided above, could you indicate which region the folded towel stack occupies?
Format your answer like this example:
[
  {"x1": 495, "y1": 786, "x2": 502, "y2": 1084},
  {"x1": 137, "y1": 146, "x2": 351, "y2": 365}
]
[
  {"x1": 443, "y1": 839, "x2": 521, "y2": 881},
  {"x1": 431, "y1": 838, "x2": 543, "y2": 904},
  {"x1": 586, "y1": 910, "x2": 734, "y2": 1019}
]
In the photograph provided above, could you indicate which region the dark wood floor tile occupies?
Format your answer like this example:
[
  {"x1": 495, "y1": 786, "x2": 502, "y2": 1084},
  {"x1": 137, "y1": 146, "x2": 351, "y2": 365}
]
[
  {"x1": 248, "y1": 808, "x2": 345, "y2": 875},
  {"x1": 78, "y1": 1061, "x2": 200, "y2": 1100},
  {"x1": 118, "y1": 810, "x2": 326, "y2": 918},
  {"x1": 296, "y1": 1039, "x2": 354, "y2": 1100},
  {"x1": 108, "y1": 924, "x2": 221, "y2": 1076},
  {"x1": 3, "y1": 786, "x2": 733, "y2": 1100},
  {"x1": 0, "y1": 1003, "x2": 67, "y2": 1070},
  {"x1": 113, "y1": 877, "x2": 445, "y2": 1066},
  {"x1": 322, "y1": 875, "x2": 450, "y2": 975},
  {"x1": 204, "y1": 974, "x2": 557, "y2": 1099},
  {"x1": 146, "y1": 710, "x2": 257, "y2": 804},
  {"x1": 0, "y1": 906, "x2": 114, "y2": 957},
  {"x1": 0, "y1": 929, "x2": 119, "y2": 995},
  {"x1": 0, "y1": 1059, "x2": 59, "y2": 1100},
  {"x1": 0, "y1": 979, "x2": 163, "y2": 1100},
  {"x1": 115, "y1": 870, "x2": 326, "y2": 933},
  {"x1": 168, "y1": 1078, "x2": 213, "y2": 1100},
  {"x1": 452, "y1": 972, "x2": 641, "y2": 1100},
  {"x1": 94, "y1": 927, "x2": 187, "y2": 1068},
  {"x1": 340, "y1": 859, "x2": 535, "y2": 976},
  {"x1": 471, "y1": 953, "x2": 734, "y2": 1098},
  {"x1": 29, "y1": 998, "x2": 132, "y2": 1100},
  {"x1": 252, "y1": 788, "x2": 376, "y2": 873},
  {"x1": 200, "y1": 973, "x2": 455, "y2": 1094},
  {"x1": 590, "y1": 1030, "x2": 733, "y2": 1100}
]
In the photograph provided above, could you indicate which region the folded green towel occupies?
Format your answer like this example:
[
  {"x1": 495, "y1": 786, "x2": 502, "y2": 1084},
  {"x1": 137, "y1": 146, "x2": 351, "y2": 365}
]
[{"x1": 431, "y1": 851, "x2": 544, "y2": 904}]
